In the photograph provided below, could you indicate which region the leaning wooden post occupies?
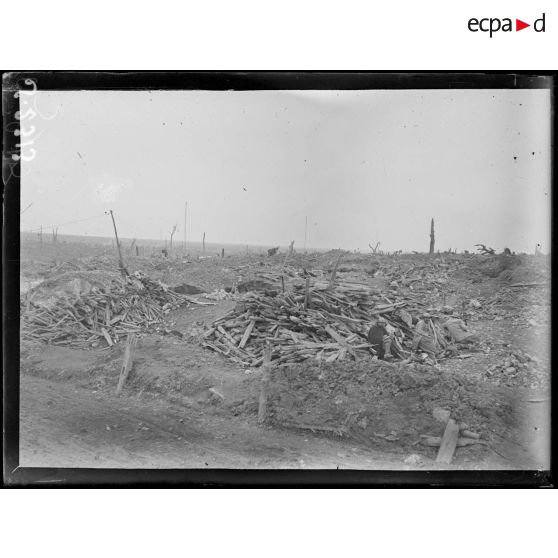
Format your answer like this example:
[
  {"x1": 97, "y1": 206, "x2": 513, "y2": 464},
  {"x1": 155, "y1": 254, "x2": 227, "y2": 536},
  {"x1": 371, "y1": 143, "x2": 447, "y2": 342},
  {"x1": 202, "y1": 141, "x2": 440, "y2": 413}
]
[
  {"x1": 429, "y1": 218, "x2": 435, "y2": 256},
  {"x1": 304, "y1": 275, "x2": 311, "y2": 310},
  {"x1": 108, "y1": 210, "x2": 128, "y2": 278},
  {"x1": 116, "y1": 334, "x2": 137, "y2": 395},
  {"x1": 257, "y1": 344, "x2": 272, "y2": 425}
]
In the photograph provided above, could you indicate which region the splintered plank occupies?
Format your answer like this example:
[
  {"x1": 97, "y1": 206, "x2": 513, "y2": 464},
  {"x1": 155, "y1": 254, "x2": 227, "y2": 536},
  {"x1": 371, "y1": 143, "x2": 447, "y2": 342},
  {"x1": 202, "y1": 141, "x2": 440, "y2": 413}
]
[
  {"x1": 100, "y1": 327, "x2": 113, "y2": 347},
  {"x1": 435, "y1": 419, "x2": 460, "y2": 464},
  {"x1": 239, "y1": 319, "x2": 256, "y2": 349},
  {"x1": 324, "y1": 325, "x2": 357, "y2": 359}
]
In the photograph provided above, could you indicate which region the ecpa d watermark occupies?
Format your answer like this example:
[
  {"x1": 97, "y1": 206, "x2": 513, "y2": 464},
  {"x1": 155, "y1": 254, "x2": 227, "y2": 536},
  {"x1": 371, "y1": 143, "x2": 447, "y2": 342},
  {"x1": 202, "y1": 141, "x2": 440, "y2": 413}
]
[{"x1": 468, "y1": 13, "x2": 546, "y2": 37}]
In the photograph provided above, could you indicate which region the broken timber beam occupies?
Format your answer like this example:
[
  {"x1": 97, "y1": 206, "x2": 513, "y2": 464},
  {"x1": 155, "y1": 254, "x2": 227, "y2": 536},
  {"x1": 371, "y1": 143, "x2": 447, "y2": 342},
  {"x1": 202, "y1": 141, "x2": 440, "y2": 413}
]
[
  {"x1": 239, "y1": 319, "x2": 256, "y2": 349},
  {"x1": 324, "y1": 325, "x2": 357, "y2": 359},
  {"x1": 421, "y1": 436, "x2": 487, "y2": 448}
]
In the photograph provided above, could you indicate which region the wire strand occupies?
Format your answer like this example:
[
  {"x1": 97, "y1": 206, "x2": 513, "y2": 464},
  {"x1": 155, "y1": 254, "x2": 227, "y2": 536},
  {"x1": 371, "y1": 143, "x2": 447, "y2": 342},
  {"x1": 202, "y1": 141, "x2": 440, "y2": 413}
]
[{"x1": 24, "y1": 213, "x2": 107, "y2": 233}]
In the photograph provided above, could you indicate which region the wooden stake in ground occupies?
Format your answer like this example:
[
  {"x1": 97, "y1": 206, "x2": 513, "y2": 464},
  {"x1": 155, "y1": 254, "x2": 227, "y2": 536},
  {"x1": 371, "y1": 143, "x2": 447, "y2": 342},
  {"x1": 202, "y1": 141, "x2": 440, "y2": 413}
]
[
  {"x1": 116, "y1": 334, "x2": 138, "y2": 395},
  {"x1": 203, "y1": 232, "x2": 206, "y2": 255},
  {"x1": 435, "y1": 418, "x2": 460, "y2": 464},
  {"x1": 257, "y1": 344, "x2": 272, "y2": 425},
  {"x1": 328, "y1": 252, "x2": 342, "y2": 290}
]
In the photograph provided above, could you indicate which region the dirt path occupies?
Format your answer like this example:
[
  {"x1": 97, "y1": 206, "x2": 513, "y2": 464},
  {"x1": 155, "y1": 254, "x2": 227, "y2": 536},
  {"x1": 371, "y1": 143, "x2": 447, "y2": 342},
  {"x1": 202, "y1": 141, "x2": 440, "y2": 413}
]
[
  {"x1": 20, "y1": 375, "x2": 411, "y2": 469},
  {"x1": 20, "y1": 374, "x2": 548, "y2": 471}
]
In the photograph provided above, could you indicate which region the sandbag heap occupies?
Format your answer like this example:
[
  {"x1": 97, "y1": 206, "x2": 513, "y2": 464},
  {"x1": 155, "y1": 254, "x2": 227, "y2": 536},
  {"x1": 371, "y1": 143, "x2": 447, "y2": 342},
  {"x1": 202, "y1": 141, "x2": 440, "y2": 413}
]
[
  {"x1": 201, "y1": 279, "x2": 451, "y2": 367},
  {"x1": 21, "y1": 271, "x2": 195, "y2": 348}
]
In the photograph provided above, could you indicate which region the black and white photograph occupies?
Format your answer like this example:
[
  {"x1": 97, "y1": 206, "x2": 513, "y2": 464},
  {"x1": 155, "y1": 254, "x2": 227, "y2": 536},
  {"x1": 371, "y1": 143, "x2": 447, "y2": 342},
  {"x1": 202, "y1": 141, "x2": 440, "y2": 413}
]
[{"x1": 4, "y1": 72, "x2": 552, "y2": 479}]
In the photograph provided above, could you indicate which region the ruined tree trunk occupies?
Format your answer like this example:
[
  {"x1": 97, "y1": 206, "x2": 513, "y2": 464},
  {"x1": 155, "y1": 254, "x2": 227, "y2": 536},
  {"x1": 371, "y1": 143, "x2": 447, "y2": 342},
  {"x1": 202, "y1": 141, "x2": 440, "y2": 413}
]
[
  {"x1": 169, "y1": 225, "x2": 177, "y2": 252},
  {"x1": 429, "y1": 218, "x2": 435, "y2": 256}
]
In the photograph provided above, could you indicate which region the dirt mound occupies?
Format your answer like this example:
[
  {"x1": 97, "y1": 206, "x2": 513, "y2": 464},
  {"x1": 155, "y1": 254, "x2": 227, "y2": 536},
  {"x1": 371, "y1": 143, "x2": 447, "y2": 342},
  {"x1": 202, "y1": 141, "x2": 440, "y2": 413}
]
[
  {"x1": 172, "y1": 283, "x2": 206, "y2": 295},
  {"x1": 236, "y1": 279, "x2": 278, "y2": 295},
  {"x1": 484, "y1": 350, "x2": 548, "y2": 389},
  {"x1": 265, "y1": 361, "x2": 514, "y2": 454}
]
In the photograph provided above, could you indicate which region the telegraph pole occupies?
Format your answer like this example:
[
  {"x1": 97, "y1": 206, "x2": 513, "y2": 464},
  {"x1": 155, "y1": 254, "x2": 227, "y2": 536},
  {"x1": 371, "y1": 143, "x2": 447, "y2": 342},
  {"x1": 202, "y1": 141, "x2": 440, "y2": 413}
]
[{"x1": 107, "y1": 210, "x2": 128, "y2": 278}]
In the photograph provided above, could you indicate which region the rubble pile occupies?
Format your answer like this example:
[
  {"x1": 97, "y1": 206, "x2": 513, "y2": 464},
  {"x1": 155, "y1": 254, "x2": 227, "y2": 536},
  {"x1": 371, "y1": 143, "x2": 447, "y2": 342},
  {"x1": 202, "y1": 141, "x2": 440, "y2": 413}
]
[
  {"x1": 201, "y1": 279, "x2": 452, "y2": 367},
  {"x1": 484, "y1": 350, "x2": 548, "y2": 388},
  {"x1": 21, "y1": 271, "x2": 199, "y2": 348},
  {"x1": 465, "y1": 285, "x2": 550, "y2": 326},
  {"x1": 263, "y1": 360, "x2": 511, "y2": 449}
]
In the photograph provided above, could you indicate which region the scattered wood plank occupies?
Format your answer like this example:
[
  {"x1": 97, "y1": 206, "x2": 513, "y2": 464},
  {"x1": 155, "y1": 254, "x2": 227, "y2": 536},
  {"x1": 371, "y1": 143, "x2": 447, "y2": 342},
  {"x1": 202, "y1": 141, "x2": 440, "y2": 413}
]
[
  {"x1": 421, "y1": 435, "x2": 488, "y2": 448},
  {"x1": 282, "y1": 422, "x2": 348, "y2": 436},
  {"x1": 238, "y1": 319, "x2": 256, "y2": 349},
  {"x1": 461, "y1": 429, "x2": 481, "y2": 440},
  {"x1": 101, "y1": 327, "x2": 113, "y2": 347},
  {"x1": 435, "y1": 418, "x2": 460, "y2": 464},
  {"x1": 324, "y1": 325, "x2": 357, "y2": 359}
]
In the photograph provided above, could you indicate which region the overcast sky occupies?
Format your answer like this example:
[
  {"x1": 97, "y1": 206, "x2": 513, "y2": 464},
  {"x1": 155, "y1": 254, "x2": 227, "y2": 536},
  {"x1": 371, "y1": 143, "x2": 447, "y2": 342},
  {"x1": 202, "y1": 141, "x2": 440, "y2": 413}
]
[{"x1": 21, "y1": 88, "x2": 551, "y2": 253}]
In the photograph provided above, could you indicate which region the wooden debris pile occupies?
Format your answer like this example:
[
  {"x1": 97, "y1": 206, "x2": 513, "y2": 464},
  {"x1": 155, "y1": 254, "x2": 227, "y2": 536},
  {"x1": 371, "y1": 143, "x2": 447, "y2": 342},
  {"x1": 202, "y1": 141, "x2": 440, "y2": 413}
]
[
  {"x1": 21, "y1": 271, "x2": 201, "y2": 348},
  {"x1": 201, "y1": 279, "x2": 450, "y2": 367}
]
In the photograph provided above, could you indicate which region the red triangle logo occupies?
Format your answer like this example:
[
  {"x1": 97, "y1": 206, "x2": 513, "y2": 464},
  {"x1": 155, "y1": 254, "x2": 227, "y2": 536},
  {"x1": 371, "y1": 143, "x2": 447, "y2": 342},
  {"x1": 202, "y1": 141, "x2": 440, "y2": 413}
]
[{"x1": 516, "y1": 19, "x2": 530, "y2": 31}]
